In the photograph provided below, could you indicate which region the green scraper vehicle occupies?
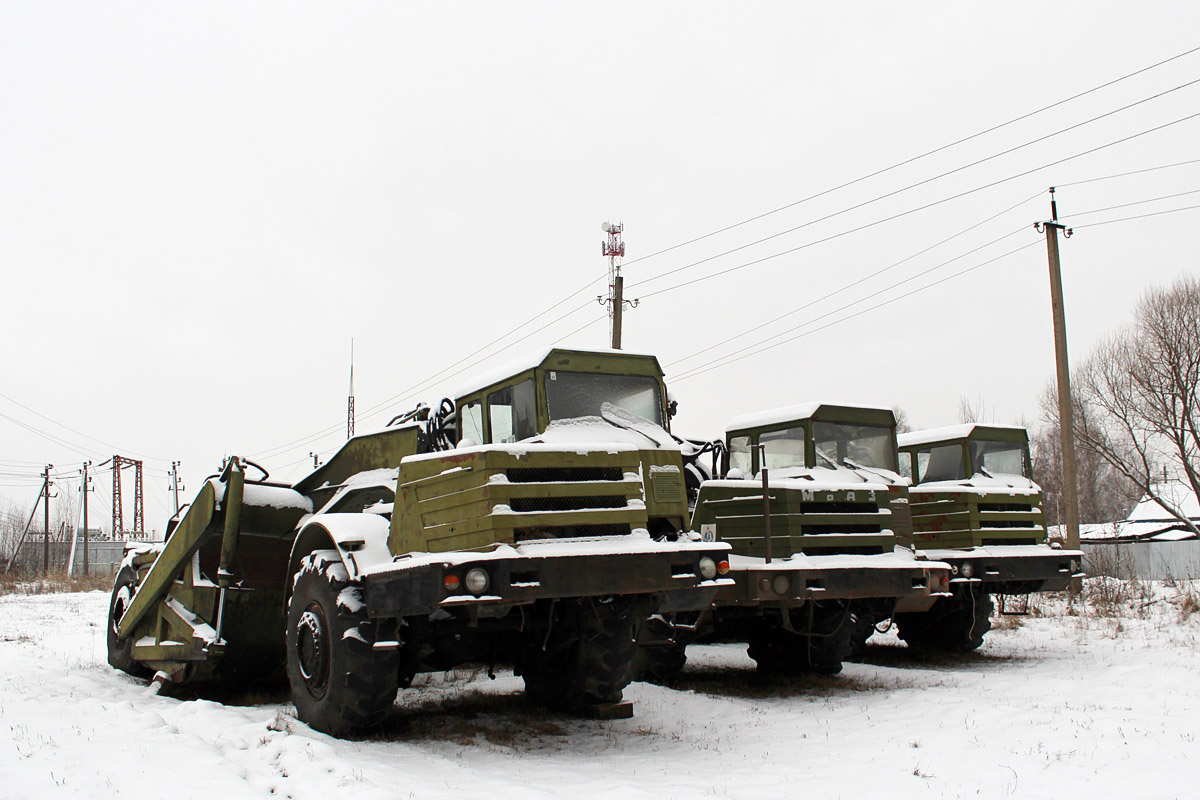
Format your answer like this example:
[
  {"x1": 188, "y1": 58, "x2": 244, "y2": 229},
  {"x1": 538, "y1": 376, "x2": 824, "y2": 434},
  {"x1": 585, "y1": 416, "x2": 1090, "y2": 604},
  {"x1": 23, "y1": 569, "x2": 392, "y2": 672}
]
[
  {"x1": 895, "y1": 423, "x2": 1084, "y2": 651},
  {"x1": 635, "y1": 402, "x2": 953, "y2": 681},
  {"x1": 107, "y1": 348, "x2": 731, "y2": 735}
]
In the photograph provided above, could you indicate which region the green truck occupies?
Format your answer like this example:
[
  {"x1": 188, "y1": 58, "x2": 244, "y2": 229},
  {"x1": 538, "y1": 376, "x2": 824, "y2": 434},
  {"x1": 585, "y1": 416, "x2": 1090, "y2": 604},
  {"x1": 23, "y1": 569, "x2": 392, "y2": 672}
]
[
  {"x1": 895, "y1": 423, "x2": 1084, "y2": 650},
  {"x1": 637, "y1": 402, "x2": 953, "y2": 679},
  {"x1": 107, "y1": 348, "x2": 731, "y2": 735}
]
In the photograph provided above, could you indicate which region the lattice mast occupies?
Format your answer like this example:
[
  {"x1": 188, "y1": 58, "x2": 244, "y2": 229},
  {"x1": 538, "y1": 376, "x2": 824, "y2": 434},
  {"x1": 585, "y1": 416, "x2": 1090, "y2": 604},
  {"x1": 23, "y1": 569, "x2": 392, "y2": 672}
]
[{"x1": 111, "y1": 455, "x2": 144, "y2": 538}]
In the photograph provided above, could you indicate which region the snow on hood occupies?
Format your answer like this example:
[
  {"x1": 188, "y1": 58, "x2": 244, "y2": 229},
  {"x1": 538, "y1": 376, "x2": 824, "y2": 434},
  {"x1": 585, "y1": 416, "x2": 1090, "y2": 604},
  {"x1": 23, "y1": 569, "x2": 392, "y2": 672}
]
[
  {"x1": 532, "y1": 415, "x2": 681, "y2": 450},
  {"x1": 704, "y1": 472, "x2": 893, "y2": 494},
  {"x1": 914, "y1": 472, "x2": 1040, "y2": 494}
]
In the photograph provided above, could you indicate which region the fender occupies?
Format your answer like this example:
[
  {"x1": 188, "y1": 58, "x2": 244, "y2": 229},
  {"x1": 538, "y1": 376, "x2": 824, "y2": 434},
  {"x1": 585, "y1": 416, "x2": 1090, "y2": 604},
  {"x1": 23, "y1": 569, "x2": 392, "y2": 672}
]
[{"x1": 284, "y1": 513, "x2": 392, "y2": 603}]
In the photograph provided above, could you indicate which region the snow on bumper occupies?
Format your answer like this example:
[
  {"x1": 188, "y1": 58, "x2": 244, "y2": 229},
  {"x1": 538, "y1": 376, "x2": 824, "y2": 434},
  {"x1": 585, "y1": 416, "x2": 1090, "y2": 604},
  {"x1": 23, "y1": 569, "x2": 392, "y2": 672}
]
[
  {"x1": 917, "y1": 544, "x2": 1085, "y2": 591},
  {"x1": 360, "y1": 533, "x2": 733, "y2": 617},
  {"x1": 716, "y1": 551, "x2": 952, "y2": 609}
]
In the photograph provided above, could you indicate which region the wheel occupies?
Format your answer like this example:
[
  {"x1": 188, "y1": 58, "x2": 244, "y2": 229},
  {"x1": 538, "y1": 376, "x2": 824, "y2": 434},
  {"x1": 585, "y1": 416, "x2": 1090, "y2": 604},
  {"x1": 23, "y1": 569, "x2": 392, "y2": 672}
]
[
  {"x1": 631, "y1": 615, "x2": 690, "y2": 684},
  {"x1": 747, "y1": 603, "x2": 855, "y2": 676},
  {"x1": 895, "y1": 586, "x2": 993, "y2": 653},
  {"x1": 286, "y1": 550, "x2": 400, "y2": 736},
  {"x1": 521, "y1": 596, "x2": 637, "y2": 712},
  {"x1": 107, "y1": 566, "x2": 151, "y2": 678}
]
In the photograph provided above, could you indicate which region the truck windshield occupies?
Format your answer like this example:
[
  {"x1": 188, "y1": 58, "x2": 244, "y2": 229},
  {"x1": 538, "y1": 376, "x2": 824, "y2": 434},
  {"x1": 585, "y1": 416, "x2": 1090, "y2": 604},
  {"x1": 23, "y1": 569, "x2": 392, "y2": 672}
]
[
  {"x1": 812, "y1": 422, "x2": 897, "y2": 471},
  {"x1": 544, "y1": 371, "x2": 664, "y2": 426},
  {"x1": 970, "y1": 440, "x2": 1028, "y2": 477}
]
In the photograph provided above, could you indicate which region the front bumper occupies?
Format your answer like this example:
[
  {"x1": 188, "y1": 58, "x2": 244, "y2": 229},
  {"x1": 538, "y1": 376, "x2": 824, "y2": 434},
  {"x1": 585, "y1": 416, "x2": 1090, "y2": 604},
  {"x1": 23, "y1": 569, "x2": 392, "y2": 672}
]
[
  {"x1": 361, "y1": 535, "x2": 733, "y2": 618},
  {"x1": 919, "y1": 545, "x2": 1085, "y2": 592},
  {"x1": 715, "y1": 552, "x2": 951, "y2": 613}
]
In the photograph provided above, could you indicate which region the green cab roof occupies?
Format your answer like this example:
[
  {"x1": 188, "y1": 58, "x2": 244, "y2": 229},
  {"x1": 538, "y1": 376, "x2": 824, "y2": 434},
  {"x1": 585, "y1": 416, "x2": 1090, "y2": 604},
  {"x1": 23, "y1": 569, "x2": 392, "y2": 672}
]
[
  {"x1": 451, "y1": 347, "x2": 665, "y2": 401},
  {"x1": 897, "y1": 423, "x2": 1029, "y2": 450},
  {"x1": 725, "y1": 402, "x2": 895, "y2": 436}
]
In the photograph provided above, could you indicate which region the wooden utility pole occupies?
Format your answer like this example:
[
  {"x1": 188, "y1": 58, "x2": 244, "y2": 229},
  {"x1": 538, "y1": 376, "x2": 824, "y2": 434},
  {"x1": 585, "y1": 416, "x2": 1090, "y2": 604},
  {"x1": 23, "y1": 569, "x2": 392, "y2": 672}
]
[
  {"x1": 1037, "y1": 188, "x2": 1080, "y2": 550},
  {"x1": 42, "y1": 464, "x2": 52, "y2": 575},
  {"x1": 82, "y1": 461, "x2": 90, "y2": 576}
]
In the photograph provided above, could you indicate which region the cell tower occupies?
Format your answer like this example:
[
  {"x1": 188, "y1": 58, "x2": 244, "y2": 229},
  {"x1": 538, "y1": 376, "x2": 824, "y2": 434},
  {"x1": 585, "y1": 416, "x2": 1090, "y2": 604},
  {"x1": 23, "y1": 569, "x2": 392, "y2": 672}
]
[
  {"x1": 347, "y1": 338, "x2": 356, "y2": 439},
  {"x1": 598, "y1": 221, "x2": 637, "y2": 349},
  {"x1": 111, "y1": 455, "x2": 144, "y2": 539}
]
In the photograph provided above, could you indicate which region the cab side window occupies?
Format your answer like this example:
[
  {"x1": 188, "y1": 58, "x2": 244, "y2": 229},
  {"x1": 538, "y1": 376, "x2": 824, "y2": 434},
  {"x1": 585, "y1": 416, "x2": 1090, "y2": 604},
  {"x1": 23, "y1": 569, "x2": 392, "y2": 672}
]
[
  {"x1": 728, "y1": 435, "x2": 753, "y2": 474},
  {"x1": 460, "y1": 401, "x2": 484, "y2": 446},
  {"x1": 487, "y1": 380, "x2": 536, "y2": 443}
]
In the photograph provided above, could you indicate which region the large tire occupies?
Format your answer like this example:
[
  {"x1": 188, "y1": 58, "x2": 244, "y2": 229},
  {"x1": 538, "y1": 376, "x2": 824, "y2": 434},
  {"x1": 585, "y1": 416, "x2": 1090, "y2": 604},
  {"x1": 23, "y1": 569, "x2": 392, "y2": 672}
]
[
  {"x1": 107, "y1": 566, "x2": 151, "y2": 678},
  {"x1": 286, "y1": 550, "x2": 400, "y2": 736},
  {"x1": 522, "y1": 596, "x2": 637, "y2": 712},
  {"x1": 895, "y1": 586, "x2": 994, "y2": 653},
  {"x1": 631, "y1": 615, "x2": 690, "y2": 684},
  {"x1": 747, "y1": 603, "x2": 855, "y2": 676}
]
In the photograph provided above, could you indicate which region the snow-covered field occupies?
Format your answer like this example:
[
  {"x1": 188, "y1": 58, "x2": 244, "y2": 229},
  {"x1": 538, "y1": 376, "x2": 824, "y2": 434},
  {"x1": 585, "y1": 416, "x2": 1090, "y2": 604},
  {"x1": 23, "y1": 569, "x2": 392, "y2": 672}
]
[{"x1": 1, "y1": 584, "x2": 1197, "y2": 800}]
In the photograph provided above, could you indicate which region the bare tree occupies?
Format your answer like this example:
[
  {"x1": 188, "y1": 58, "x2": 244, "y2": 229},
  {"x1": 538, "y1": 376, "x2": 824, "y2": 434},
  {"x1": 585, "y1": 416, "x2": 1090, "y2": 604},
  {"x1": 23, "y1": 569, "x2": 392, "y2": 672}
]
[
  {"x1": 892, "y1": 406, "x2": 913, "y2": 435},
  {"x1": 1070, "y1": 275, "x2": 1200, "y2": 534},
  {"x1": 1035, "y1": 387, "x2": 1140, "y2": 525}
]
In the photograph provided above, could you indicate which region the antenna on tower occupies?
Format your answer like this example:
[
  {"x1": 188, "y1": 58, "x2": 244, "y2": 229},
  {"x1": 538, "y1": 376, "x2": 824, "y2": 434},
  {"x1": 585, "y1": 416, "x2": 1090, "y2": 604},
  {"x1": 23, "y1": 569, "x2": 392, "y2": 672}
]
[
  {"x1": 347, "y1": 338, "x2": 356, "y2": 439},
  {"x1": 597, "y1": 221, "x2": 638, "y2": 349}
]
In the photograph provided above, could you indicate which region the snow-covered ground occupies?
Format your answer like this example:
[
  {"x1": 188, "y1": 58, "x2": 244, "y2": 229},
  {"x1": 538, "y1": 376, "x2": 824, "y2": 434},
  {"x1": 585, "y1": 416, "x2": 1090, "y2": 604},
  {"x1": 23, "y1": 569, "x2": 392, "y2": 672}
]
[{"x1": 1, "y1": 584, "x2": 1197, "y2": 800}]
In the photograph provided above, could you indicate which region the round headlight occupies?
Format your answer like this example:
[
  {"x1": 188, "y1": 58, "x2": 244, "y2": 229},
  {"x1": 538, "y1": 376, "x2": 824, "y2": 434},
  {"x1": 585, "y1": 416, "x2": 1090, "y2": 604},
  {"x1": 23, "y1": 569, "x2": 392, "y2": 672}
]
[
  {"x1": 698, "y1": 557, "x2": 717, "y2": 580},
  {"x1": 961, "y1": 562, "x2": 975, "y2": 579},
  {"x1": 950, "y1": 564, "x2": 960, "y2": 576},
  {"x1": 772, "y1": 575, "x2": 790, "y2": 595},
  {"x1": 464, "y1": 567, "x2": 489, "y2": 595}
]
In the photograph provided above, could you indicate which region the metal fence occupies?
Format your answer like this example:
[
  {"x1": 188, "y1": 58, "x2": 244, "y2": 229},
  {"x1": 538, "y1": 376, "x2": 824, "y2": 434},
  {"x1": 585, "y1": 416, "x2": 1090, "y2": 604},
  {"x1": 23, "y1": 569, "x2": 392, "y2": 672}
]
[
  {"x1": 1082, "y1": 540, "x2": 1200, "y2": 581},
  {"x1": 5, "y1": 534, "x2": 138, "y2": 577}
]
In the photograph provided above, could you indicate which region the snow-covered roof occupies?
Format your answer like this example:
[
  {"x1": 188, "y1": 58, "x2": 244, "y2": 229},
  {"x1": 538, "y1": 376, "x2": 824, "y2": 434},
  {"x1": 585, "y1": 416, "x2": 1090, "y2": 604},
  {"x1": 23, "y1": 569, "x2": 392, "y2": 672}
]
[
  {"x1": 1126, "y1": 482, "x2": 1200, "y2": 522},
  {"x1": 1077, "y1": 483, "x2": 1200, "y2": 542},
  {"x1": 898, "y1": 423, "x2": 1027, "y2": 449},
  {"x1": 724, "y1": 401, "x2": 892, "y2": 434},
  {"x1": 450, "y1": 346, "x2": 661, "y2": 399}
]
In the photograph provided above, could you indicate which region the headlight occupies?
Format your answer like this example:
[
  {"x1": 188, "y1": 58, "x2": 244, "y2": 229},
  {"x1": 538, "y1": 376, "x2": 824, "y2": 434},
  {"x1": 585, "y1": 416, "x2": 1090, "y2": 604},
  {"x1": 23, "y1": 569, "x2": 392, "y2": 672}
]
[
  {"x1": 464, "y1": 567, "x2": 490, "y2": 595},
  {"x1": 1069, "y1": 559, "x2": 1081, "y2": 574},
  {"x1": 772, "y1": 575, "x2": 790, "y2": 595},
  {"x1": 698, "y1": 557, "x2": 717, "y2": 580},
  {"x1": 961, "y1": 562, "x2": 975, "y2": 579}
]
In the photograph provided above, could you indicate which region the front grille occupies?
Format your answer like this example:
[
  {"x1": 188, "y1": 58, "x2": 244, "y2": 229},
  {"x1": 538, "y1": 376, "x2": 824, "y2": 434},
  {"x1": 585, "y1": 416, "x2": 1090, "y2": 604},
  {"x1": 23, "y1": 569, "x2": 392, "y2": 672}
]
[
  {"x1": 801, "y1": 501, "x2": 880, "y2": 514},
  {"x1": 803, "y1": 545, "x2": 885, "y2": 556},
  {"x1": 984, "y1": 520, "x2": 1034, "y2": 529},
  {"x1": 979, "y1": 503, "x2": 1036, "y2": 513},
  {"x1": 803, "y1": 523, "x2": 883, "y2": 535},
  {"x1": 506, "y1": 467, "x2": 624, "y2": 483},
  {"x1": 509, "y1": 496, "x2": 627, "y2": 512},
  {"x1": 513, "y1": 523, "x2": 632, "y2": 541}
]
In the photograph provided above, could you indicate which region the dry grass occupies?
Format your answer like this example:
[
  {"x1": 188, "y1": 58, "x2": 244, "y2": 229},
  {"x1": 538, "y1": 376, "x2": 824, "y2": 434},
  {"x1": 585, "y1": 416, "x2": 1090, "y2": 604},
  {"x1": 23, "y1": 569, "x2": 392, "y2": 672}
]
[{"x1": 0, "y1": 571, "x2": 112, "y2": 596}]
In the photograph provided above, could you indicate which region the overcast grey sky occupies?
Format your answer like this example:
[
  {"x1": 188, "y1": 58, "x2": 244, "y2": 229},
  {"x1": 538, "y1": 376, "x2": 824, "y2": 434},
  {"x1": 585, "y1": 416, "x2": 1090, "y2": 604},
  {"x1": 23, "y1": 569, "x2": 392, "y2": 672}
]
[{"x1": 3, "y1": 2, "x2": 1199, "y2": 535}]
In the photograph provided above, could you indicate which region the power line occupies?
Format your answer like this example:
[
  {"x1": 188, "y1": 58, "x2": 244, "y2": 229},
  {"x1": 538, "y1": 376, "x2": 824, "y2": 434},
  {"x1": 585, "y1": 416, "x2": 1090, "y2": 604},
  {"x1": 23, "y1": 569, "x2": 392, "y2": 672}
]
[
  {"x1": 1060, "y1": 188, "x2": 1200, "y2": 219},
  {"x1": 636, "y1": 110, "x2": 1200, "y2": 302},
  {"x1": 1054, "y1": 156, "x2": 1200, "y2": 188},
  {"x1": 0, "y1": 392, "x2": 168, "y2": 463},
  {"x1": 251, "y1": 297, "x2": 603, "y2": 462},
  {"x1": 666, "y1": 191, "x2": 1042, "y2": 371},
  {"x1": 618, "y1": 45, "x2": 1200, "y2": 272},
  {"x1": 629, "y1": 79, "x2": 1200, "y2": 295},
  {"x1": 1072, "y1": 202, "x2": 1200, "y2": 229},
  {"x1": 670, "y1": 241, "x2": 1042, "y2": 384}
]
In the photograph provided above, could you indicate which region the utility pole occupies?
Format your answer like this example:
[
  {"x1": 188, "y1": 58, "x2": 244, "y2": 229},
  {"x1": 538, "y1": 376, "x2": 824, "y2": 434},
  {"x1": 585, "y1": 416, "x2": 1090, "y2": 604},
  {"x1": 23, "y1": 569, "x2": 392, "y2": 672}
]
[
  {"x1": 43, "y1": 464, "x2": 52, "y2": 576},
  {"x1": 82, "y1": 461, "x2": 90, "y2": 576},
  {"x1": 1036, "y1": 187, "x2": 1080, "y2": 551},
  {"x1": 169, "y1": 461, "x2": 182, "y2": 515},
  {"x1": 598, "y1": 221, "x2": 637, "y2": 349}
]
